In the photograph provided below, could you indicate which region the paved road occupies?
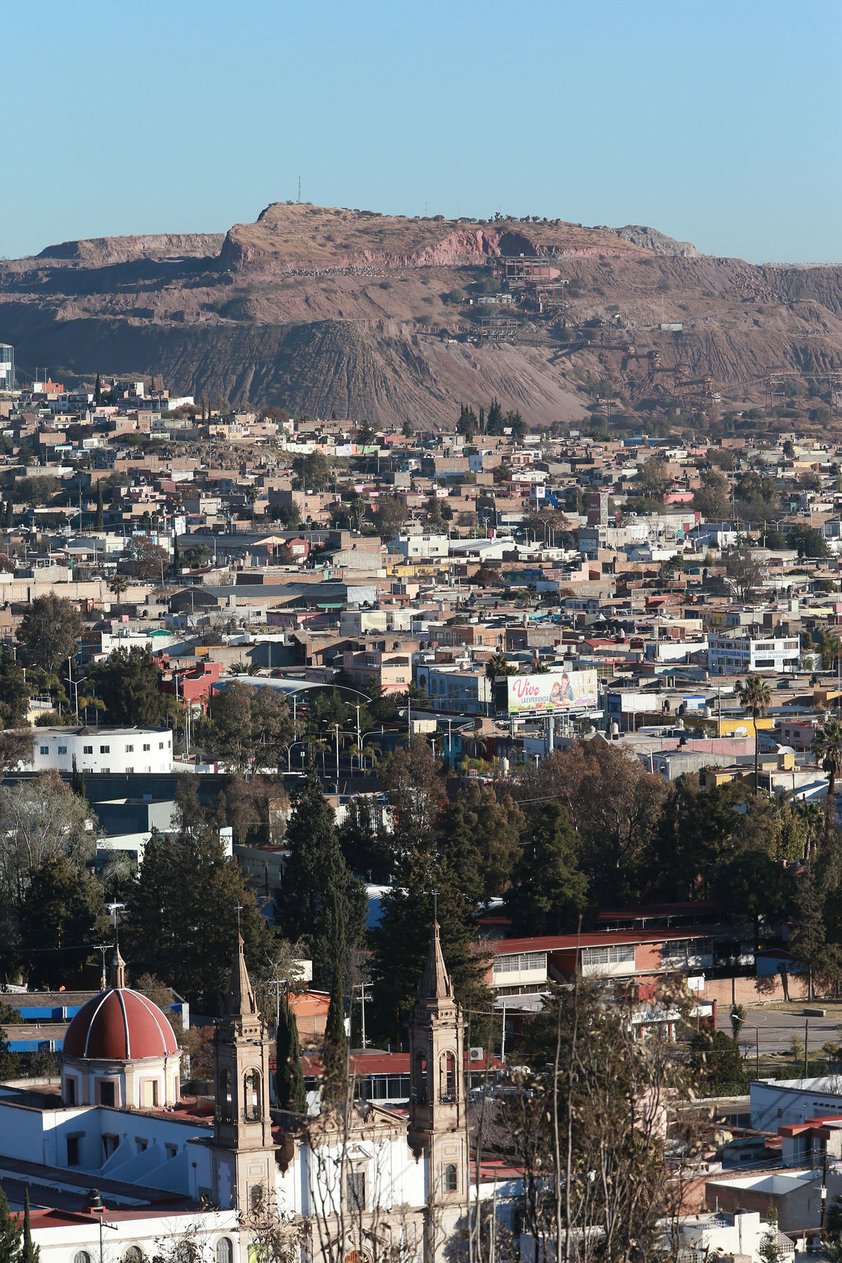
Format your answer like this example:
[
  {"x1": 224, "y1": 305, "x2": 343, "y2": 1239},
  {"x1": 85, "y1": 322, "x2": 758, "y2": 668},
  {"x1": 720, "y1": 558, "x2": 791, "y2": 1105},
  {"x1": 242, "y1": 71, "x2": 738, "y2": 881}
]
[{"x1": 716, "y1": 1004, "x2": 842, "y2": 1058}]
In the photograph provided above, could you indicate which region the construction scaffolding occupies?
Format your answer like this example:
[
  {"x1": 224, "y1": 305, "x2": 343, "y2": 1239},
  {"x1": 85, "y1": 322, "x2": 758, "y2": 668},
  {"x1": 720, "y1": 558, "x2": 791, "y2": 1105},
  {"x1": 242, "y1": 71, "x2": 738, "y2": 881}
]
[
  {"x1": 766, "y1": 370, "x2": 842, "y2": 414},
  {"x1": 494, "y1": 256, "x2": 562, "y2": 285},
  {"x1": 477, "y1": 315, "x2": 519, "y2": 343}
]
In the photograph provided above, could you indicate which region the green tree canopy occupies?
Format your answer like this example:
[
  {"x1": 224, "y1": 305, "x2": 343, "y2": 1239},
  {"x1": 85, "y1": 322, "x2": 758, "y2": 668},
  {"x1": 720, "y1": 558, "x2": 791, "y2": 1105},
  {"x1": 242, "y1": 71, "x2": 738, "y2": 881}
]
[
  {"x1": 0, "y1": 1185, "x2": 23, "y2": 1262},
  {"x1": 694, "y1": 466, "x2": 731, "y2": 519},
  {"x1": 815, "y1": 717, "x2": 842, "y2": 847},
  {"x1": 437, "y1": 783, "x2": 524, "y2": 903},
  {"x1": 506, "y1": 802, "x2": 588, "y2": 936},
  {"x1": 516, "y1": 741, "x2": 666, "y2": 906},
  {"x1": 18, "y1": 858, "x2": 109, "y2": 989},
  {"x1": 90, "y1": 646, "x2": 173, "y2": 727},
  {"x1": 0, "y1": 775, "x2": 95, "y2": 910},
  {"x1": 122, "y1": 823, "x2": 277, "y2": 1012},
  {"x1": 786, "y1": 524, "x2": 830, "y2": 558},
  {"x1": 17, "y1": 594, "x2": 82, "y2": 674},
  {"x1": 0, "y1": 649, "x2": 31, "y2": 729},
  {"x1": 274, "y1": 771, "x2": 365, "y2": 987},
  {"x1": 291, "y1": 451, "x2": 333, "y2": 491},
  {"x1": 200, "y1": 682, "x2": 293, "y2": 775}
]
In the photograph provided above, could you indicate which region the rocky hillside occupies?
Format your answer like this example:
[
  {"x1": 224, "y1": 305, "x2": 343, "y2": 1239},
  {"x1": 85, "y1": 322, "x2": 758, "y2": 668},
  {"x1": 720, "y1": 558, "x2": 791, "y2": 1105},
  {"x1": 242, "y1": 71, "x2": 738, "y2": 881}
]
[{"x1": 1, "y1": 203, "x2": 840, "y2": 428}]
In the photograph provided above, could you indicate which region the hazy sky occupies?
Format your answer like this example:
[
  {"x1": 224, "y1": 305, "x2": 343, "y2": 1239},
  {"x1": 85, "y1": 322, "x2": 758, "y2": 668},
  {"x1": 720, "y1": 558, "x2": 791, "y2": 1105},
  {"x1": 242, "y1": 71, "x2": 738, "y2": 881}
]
[{"x1": 3, "y1": 0, "x2": 840, "y2": 263}]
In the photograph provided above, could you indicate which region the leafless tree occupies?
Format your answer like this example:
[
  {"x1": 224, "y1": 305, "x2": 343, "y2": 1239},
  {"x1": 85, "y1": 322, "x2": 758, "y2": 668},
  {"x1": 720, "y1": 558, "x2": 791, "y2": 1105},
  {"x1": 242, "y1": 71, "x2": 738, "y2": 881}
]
[
  {"x1": 237, "y1": 1188, "x2": 304, "y2": 1263},
  {"x1": 492, "y1": 976, "x2": 701, "y2": 1263},
  {"x1": 724, "y1": 544, "x2": 764, "y2": 603}
]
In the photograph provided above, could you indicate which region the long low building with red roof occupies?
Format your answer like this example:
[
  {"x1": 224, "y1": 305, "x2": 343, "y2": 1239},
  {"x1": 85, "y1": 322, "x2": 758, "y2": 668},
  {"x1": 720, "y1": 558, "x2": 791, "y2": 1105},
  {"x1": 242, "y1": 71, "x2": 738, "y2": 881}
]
[{"x1": 486, "y1": 928, "x2": 716, "y2": 995}]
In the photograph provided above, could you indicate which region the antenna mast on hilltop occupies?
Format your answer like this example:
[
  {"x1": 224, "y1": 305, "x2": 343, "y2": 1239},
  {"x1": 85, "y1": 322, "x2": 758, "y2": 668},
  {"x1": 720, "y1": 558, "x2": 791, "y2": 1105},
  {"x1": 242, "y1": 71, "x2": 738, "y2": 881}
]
[{"x1": 297, "y1": 175, "x2": 301, "y2": 203}]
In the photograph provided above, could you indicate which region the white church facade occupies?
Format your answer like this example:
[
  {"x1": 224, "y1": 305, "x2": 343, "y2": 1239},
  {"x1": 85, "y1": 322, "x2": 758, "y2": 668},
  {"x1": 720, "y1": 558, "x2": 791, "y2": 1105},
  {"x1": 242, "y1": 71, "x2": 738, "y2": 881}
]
[{"x1": 0, "y1": 928, "x2": 498, "y2": 1263}]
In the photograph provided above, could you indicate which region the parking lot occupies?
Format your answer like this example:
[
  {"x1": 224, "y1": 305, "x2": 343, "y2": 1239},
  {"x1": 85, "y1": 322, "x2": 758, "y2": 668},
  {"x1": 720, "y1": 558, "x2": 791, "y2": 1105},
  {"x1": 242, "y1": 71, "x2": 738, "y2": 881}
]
[{"x1": 716, "y1": 1003, "x2": 842, "y2": 1058}]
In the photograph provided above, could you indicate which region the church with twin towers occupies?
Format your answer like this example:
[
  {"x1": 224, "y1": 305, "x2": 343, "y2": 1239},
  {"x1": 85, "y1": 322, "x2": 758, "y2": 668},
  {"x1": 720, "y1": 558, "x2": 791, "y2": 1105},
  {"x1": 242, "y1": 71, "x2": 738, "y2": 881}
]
[{"x1": 0, "y1": 923, "x2": 492, "y2": 1263}]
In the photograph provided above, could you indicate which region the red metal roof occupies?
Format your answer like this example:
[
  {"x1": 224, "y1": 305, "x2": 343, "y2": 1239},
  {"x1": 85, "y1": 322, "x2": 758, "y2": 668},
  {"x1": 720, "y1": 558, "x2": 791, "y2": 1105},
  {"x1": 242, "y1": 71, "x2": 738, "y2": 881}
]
[
  {"x1": 487, "y1": 929, "x2": 713, "y2": 955},
  {"x1": 299, "y1": 1049, "x2": 504, "y2": 1076},
  {"x1": 63, "y1": 988, "x2": 178, "y2": 1061}
]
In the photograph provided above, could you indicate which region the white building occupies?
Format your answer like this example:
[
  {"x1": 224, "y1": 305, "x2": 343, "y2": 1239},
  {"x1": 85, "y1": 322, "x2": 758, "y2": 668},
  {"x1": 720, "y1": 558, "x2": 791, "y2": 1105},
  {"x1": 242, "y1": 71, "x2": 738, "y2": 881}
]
[
  {"x1": 393, "y1": 533, "x2": 450, "y2": 560},
  {"x1": 751, "y1": 1075, "x2": 842, "y2": 1132},
  {"x1": 660, "y1": 1210, "x2": 794, "y2": 1262},
  {"x1": 0, "y1": 343, "x2": 14, "y2": 392},
  {"x1": 3, "y1": 933, "x2": 483, "y2": 1263},
  {"x1": 414, "y1": 665, "x2": 492, "y2": 714},
  {"x1": 29, "y1": 726, "x2": 173, "y2": 775},
  {"x1": 707, "y1": 632, "x2": 801, "y2": 675}
]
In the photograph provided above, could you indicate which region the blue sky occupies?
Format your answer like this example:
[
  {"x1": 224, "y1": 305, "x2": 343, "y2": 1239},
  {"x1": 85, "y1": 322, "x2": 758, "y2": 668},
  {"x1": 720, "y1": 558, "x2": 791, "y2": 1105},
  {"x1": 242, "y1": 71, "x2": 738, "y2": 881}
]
[{"x1": 3, "y1": 0, "x2": 839, "y2": 263}]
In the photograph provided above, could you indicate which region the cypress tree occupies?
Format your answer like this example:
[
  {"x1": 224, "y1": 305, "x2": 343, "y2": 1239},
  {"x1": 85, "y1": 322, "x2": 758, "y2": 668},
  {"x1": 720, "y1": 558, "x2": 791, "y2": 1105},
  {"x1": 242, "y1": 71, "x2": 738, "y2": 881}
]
[
  {"x1": 21, "y1": 1188, "x2": 38, "y2": 1263},
  {"x1": 322, "y1": 962, "x2": 348, "y2": 1110},
  {"x1": 275, "y1": 993, "x2": 306, "y2": 1113},
  {"x1": 95, "y1": 483, "x2": 104, "y2": 531},
  {"x1": 275, "y1": 771, "x2": 365, "y2": 986},
  {"x1": 0, "y1": 1183, "x2": 22, "y2": 1261}
]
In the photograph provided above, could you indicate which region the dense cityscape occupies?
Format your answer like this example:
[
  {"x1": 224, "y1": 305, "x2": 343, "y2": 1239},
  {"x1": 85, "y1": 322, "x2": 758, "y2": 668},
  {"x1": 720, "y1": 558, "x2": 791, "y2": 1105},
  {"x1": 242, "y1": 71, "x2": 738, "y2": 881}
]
[
  {"x1": 0, "y1": 353, "x2": 841, "y2": 1260},
  {"x1": 1, "y1": 0, "x2": 840, "y2": 1250}
]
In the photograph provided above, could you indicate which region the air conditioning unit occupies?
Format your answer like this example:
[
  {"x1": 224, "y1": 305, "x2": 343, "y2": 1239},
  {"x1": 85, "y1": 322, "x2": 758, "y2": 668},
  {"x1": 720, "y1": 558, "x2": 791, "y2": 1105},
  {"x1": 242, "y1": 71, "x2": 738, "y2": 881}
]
[{"x1": 469, "y1": 1046, "x2": 484, "y2": 1061}]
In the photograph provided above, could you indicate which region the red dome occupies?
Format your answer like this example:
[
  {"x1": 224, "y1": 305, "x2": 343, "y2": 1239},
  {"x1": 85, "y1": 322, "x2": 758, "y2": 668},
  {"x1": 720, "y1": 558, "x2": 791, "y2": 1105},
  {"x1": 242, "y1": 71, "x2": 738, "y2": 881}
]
[{"x1": 63, "y1": 988, "x2": 178, "y2": 1061}]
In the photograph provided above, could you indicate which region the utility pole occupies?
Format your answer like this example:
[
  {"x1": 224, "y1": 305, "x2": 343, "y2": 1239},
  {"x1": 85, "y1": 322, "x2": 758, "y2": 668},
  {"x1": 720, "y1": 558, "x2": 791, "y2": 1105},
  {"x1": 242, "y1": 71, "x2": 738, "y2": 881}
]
[
  {"x1": 267, "y1": 977, "x2": 288, "y2": 1034},
  {"x1": 355, "y1": 981, "x2": 372, "y2": 1048},
  {"x1": 87, "y1": 1189, "x2": 118, "y2": 1262},
  {"x1": 93, "y1": 943, "x2": 114, "y2": 991}
]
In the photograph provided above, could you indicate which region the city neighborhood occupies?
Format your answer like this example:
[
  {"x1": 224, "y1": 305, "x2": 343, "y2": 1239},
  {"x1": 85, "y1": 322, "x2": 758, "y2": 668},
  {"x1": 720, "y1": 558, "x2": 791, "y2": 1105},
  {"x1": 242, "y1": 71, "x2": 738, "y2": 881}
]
[{"x1": 2, "y1": 362, "x2": 842, "y2": 1261}]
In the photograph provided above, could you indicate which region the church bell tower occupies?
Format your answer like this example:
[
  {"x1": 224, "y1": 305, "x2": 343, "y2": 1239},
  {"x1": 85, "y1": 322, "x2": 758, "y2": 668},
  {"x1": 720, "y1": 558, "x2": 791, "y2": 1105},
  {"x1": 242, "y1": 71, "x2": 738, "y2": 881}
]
[
  {"x1": 210, "y1": 935, "x2": 276, "y2": 1212},
  {"x1": 408, "y1": 921, "x2": 469, "y2": 1263}
]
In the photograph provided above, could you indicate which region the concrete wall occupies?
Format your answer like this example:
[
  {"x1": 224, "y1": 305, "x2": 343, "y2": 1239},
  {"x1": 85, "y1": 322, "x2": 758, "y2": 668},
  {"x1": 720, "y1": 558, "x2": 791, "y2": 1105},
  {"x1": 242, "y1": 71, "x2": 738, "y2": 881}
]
[{"x1": 704, "y1": 974, "x2": 810, "y2": 1008}]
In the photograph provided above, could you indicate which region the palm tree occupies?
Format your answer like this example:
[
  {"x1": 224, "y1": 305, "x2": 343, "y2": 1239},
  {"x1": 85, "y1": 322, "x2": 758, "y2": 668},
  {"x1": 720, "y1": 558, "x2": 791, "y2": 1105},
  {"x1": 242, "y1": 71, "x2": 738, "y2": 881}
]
[
  {"x1": 814, "y1": 717, "x2": 842, "y2": 848},
  {"x1": 485, "y1": 651, "x2": 515, "y2": 681},
  {"x1": 737, "y1": 675, "x2": 771, "y2": 795},
  {"x1": 108, "y1": 573, "x2": 128, "y2": 614},
  {"x1": 815, "y1": 625, "x2": 840, "y2": 673}
]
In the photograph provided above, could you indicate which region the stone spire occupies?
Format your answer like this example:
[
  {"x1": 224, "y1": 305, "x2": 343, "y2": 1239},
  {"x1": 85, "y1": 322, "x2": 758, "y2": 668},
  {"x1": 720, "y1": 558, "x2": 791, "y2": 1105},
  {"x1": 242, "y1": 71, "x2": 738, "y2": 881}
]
[
  {"x1": 418, "y1": 919, "x2": 452, "y2": 1000},
  {"x1": 113, "y1": 946, "x2": 127, "y2": 990},
  {"x1": 227, "y1": 933, "x2": 257, "y2": 1016}
]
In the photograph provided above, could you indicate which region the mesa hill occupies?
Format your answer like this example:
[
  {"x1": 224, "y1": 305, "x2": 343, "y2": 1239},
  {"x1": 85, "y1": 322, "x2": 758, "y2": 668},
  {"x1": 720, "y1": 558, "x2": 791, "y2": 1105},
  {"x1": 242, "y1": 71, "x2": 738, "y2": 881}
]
[{"x1": 2, "y1": 203, "x2": 841, "y2": 429}]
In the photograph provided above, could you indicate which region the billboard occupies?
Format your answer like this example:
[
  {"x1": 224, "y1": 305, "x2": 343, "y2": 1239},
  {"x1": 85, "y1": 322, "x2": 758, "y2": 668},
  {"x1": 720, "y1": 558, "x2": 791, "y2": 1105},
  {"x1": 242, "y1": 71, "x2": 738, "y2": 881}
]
[{"x1": 507, "y1": 669, "x2": 598, "y2": 715}]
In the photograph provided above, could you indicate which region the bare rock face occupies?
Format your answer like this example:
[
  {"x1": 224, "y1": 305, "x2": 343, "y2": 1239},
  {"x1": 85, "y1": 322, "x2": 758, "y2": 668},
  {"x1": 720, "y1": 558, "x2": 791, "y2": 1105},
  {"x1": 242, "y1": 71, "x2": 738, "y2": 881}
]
[
  {"x1": 35, "y1": 232, "x2": 225, "y2": 265},
  {"x1": 612, "y1": 225, "x2": 701, "y2": 257},
  {"x1": 1, "y1": 203, "x2": 840, "y2": 429}
]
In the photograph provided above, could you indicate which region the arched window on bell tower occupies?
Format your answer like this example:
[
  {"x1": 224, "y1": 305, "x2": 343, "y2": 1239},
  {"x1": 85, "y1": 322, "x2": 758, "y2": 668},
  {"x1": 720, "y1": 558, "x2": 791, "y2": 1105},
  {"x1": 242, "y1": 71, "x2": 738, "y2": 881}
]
[
  {"x1": 243, "y1": 1068, "x2": 262, "y2": 1121},
  {"x1": 414, "y1": 1051, "x2": 428, "y2": 1104},
  {"x1": 439, "y1": 1051, "x2": 456, "y2": 1103},
  {"x1": 218, "y1": 1069, "x2": 232, "y2": 1122}
]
